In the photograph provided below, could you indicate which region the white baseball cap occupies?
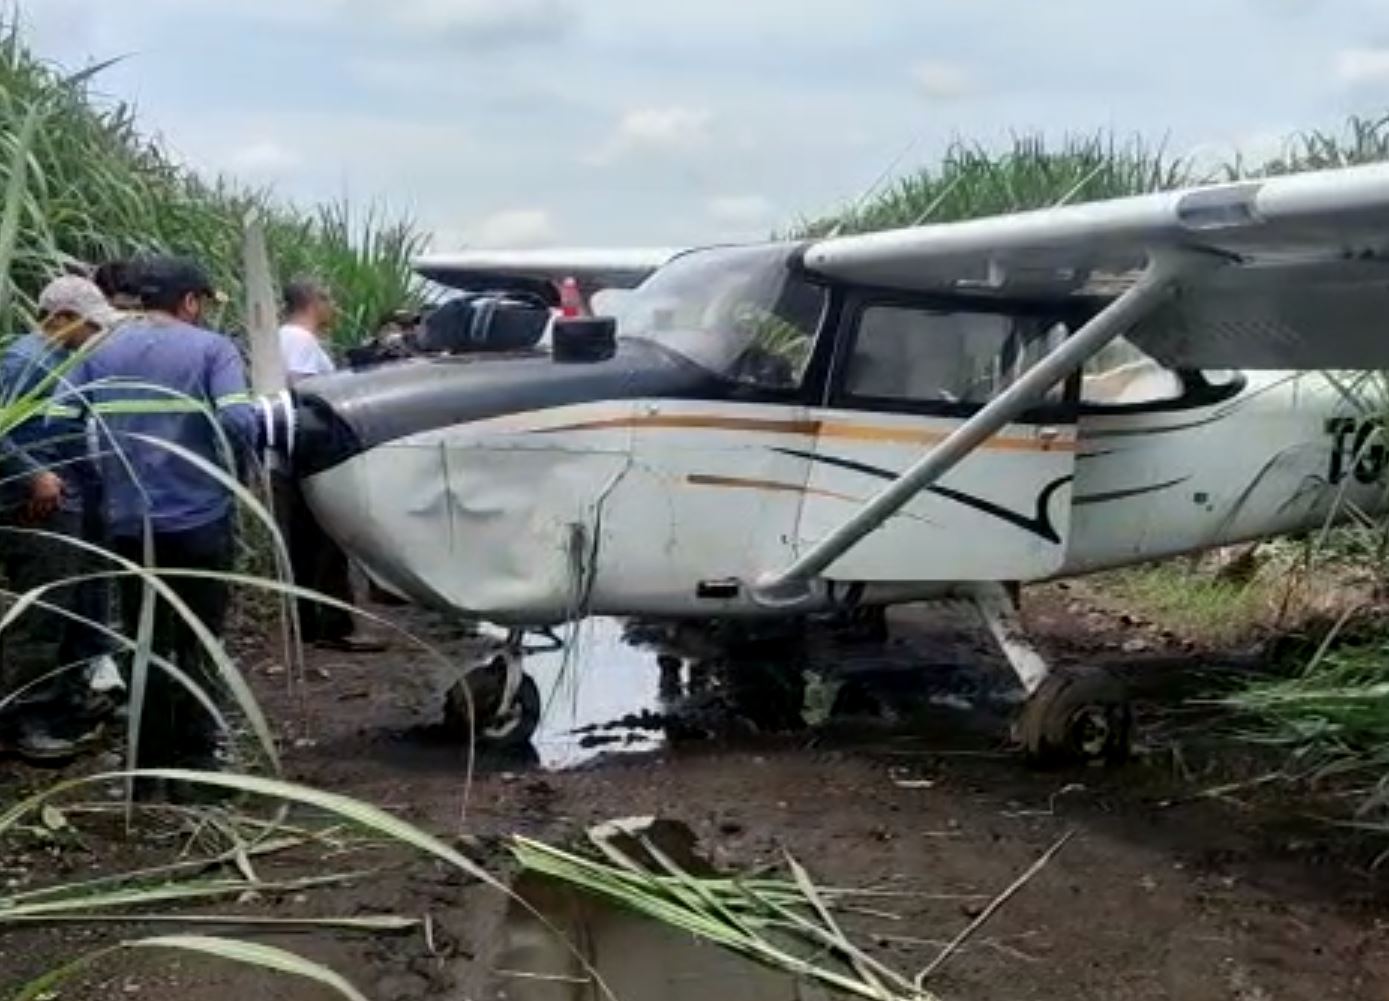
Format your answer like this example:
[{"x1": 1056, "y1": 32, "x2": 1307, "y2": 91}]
[{"x1": 38, "y1": 275, "x2": 123, "y2": 329}]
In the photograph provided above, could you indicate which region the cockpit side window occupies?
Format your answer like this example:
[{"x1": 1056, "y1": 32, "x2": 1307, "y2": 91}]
[
  {"x1": 613, "y1": 243, "x2": 825, "y2": 393},
  {"x1": 843, "y1": 303, "x2": 1068, "y2": 407},
  {"x1": 724, "y1": 276, "x2": 825, "y2": 390}
]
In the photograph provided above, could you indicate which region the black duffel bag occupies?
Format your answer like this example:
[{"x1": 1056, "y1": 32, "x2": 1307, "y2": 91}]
[{"x1": 417, "y1": 292, "x2": 550, "y2": 355}]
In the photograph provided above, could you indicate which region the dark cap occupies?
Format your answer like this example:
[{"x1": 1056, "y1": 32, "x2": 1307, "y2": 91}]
[{"x1": 138, "y1": 256, "x2": 218, "y2": 306}]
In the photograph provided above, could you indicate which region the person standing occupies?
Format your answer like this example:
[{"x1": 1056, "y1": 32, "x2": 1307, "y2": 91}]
[
  {"x1": 91, "y1": 259, "x2": 145, "y2": 311},
  {"x1": 275, "y1": 277, "x2": 382, "y2": 652},
  {"x1": 0, "y1": 276, "x2": 123, "y2": 761},
  {"x1": 51, "y1": 257, "x2": 259, "y2": 774}
]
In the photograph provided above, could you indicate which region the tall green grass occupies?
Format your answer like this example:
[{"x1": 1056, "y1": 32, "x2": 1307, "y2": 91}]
[
  {"x1": 797, "y1": 134, "x2": 1194, "y2": 237},
  {"x1": 0, "y1": 19, "x2": 424, "y2": 346},
  {"x1": 1224, "y1": 372, "x2": 1389, "y2": 810},
  {"x1": 799, "y1": 116, "x2": 1389, "y2": 236}
]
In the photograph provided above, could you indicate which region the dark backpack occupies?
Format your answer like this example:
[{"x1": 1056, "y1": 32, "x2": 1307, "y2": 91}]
[{"x1": 416, "y1": 293, "x2": 550, "y2": 355}]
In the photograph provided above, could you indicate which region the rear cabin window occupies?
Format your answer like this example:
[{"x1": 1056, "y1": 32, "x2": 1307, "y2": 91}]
[
  {"x1": 1080, "y1": 337, "x2": 1185, "y2": 406},
  {"x1": 845, "y1": 304, "x2": 1068, "y2": 406}
]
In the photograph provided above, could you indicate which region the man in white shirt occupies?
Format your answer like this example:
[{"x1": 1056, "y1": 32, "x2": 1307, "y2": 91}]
[
  {"x1": 275, "y1": 278, "x2": 384, "y2": 652},
  {"x1": 279, "y1": 279, "x2": 338, "y2": 384}
]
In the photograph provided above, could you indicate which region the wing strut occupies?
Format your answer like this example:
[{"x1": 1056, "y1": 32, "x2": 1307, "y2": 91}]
[{"x1": 753, "y1": 252, "x2": 1203, "y2": 607}]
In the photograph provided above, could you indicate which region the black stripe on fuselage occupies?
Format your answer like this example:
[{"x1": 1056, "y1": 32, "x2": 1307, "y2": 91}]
[
  {"x1": 772, "y1": 447, "x2": 1071, "y2": 544},
  {"x1": 1073, "y1": 476, "x2": 1190, "y2": 506}
]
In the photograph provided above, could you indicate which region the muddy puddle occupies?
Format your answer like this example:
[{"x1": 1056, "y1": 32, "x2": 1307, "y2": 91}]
[
  {"x1": 492, "y1": 818, "x2": 831, "y2": 1000},
  {"x1": 510, "y1": 611, "x2": 1025, "y2": 771},
  {"x1": 524, "y1": 618, "x2": 670, "y2": 769}
]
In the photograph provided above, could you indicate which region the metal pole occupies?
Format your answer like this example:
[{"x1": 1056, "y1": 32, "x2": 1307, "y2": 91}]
[{"x1": 754, "y1": 254, "x2": 1194, "y2": 605}]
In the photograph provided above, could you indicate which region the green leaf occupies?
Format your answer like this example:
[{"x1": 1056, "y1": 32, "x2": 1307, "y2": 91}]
[
  {"x1": 9, "y1": 937, "x2": 369, "y2": 1001},
  {"x1": 125, "y1": 936, "x2": 370, "y2": 1000}
]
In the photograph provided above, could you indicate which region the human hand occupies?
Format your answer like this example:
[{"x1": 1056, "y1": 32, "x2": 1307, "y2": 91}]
[{"x1": 26, "y1": 470, "x2": 62, "y2": 522}]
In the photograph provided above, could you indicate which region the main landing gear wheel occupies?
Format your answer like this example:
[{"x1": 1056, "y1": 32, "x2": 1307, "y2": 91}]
[
  {"x1": 1015, "y1": 668, "x2": 1132, "y2": 766},
  {"x1": 444, "y1": 648, "x2": 542, "y2": 750}
]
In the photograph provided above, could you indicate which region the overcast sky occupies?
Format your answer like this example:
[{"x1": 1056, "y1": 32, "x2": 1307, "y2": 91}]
[{"x1": 22, "y1": 1, "x2": 1389, "y2": 251}]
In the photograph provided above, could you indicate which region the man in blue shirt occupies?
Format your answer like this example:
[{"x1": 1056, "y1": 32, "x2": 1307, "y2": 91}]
[
  {"x1": 54, "y1": 257, "x2": 259, "y2": 777},
  {"x1": 0, "y1": 276, "x2": 122, "y2": 762}
]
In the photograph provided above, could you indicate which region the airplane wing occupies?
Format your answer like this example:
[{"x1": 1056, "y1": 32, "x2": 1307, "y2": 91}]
[
  {"x1": 412, "y1": 247, "x2": 683, "y2": 299},
  {"x1": 803, "y1": 162, "x2": 1389, "y2": 370}
]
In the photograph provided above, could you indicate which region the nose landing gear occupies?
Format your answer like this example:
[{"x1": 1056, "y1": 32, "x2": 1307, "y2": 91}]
[{"x1": 443, "y1": 630, "x2": 543, "y2": 750}]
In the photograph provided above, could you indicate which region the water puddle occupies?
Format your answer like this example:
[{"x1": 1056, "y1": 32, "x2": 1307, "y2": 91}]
[
  {"x1": 469, "y1": 610, "x2": 1024, "y2": 773},
  {"x1": 524, "y1": 618, "x2": 671, "y2": 770}
]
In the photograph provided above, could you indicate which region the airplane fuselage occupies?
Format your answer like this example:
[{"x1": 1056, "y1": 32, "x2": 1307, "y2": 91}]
[{"x1": 296, "y1": 361, "x2": 1371, "y2": 624}]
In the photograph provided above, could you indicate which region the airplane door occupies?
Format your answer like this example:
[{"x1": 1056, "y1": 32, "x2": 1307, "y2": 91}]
[{"x1": 795, "y1": 297, "x2": 1080, "y2": 583}]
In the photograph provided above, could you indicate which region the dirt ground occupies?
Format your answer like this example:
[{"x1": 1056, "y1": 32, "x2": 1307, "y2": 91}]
[{"x1": 2, "y1": 584, "x2": 1389, "y2": 1000}]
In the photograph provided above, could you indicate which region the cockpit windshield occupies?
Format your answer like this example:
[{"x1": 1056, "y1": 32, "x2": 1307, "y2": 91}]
[{"x1": 612, "y1": 243, "x2": 824, "y2": 389}]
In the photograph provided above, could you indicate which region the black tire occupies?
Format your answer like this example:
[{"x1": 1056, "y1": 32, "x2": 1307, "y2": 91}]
[
  {"x1": 444, "y1": 660, "x2": 542, "y2": 749},
  {"x1": 1015, "y1": 668, "x2": 1132, "y2": 766}
]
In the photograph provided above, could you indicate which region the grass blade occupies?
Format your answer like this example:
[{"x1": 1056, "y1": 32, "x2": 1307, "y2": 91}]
[{"x1": 126, "y1": 936, "x2": 369, "y2": 1001}]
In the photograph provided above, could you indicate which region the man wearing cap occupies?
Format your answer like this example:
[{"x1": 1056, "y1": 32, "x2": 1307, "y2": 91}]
[
  {"x1": 275, "y1": 277, "x2": 383, "y2": 653},
  {"x1": 0, "y1": 276, "x2": 123, "y2": 761},
  {"x1": 52, "y1": 256, "x2": 259, "y2": 777}
]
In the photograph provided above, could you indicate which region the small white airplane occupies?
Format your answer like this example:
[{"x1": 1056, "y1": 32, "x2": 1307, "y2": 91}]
[{"x1": 253, "y1": 161, "x2": 1389, "y2": 762}]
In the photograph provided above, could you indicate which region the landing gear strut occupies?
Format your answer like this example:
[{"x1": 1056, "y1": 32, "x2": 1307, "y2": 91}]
[
  {"x1": 443, "y1": 629, "x2": 542, "y2": 749},
  {"x1": 971, "y1": 584, "x2": 1132, "y2": 765}
]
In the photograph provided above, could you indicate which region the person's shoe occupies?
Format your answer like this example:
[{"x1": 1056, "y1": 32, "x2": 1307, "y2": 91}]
[
  {"x1": 314, "y1": 635, "x2": 387, "y2": 654},
  {"x1": 87, "y1": 655, "x2": 125, "y2": 695}
]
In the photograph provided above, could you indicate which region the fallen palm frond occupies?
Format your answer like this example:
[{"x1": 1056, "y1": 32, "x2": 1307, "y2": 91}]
[
  {"x1": 512, "y1": 832, "x2": 938, "y2": 1001},
  {"x1": 0, "y1": 870, "x2": 372, "y2": 921}
]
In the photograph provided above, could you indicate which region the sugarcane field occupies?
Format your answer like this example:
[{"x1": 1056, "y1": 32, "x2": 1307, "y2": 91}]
[{"x1": 7, "y1": 4, "x2": 1389, "y2": 999}]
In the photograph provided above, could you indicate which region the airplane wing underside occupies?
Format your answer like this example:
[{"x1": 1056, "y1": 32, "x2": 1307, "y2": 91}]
[
  {"x1": 803, "y1": 162, "x2": 1389, "y2": 371},
  {"x1": 412, "y1": 246, "x2": 684, "y2": 296}
]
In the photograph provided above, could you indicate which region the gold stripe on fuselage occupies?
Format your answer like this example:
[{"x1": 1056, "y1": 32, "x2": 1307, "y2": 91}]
[
  {"x1": 534, "y1": 413, "x2": 1076, "y2": 454},
  {"x1": 686, "y1": 474, "x2": 862, "y2": 504}
]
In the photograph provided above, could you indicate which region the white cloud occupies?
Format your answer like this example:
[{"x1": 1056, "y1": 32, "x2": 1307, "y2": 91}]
[
  {"x1": 21, "y1": 0, "x2": 1371, "y2": 251},
  {"x1": 909, "y1": 60, "x2": 974, "y2": 100},
  {"x1": 137, "y1": 0, "x2": 579, "y2": 44},
  {"x1": 372, "y1": 0, "x2": 577, "y2": 40},
  {"x1": 469, "y1": 208, "x2": 559, "y2": 247},
  {"x1": 587, "y1": 106, "x2": 714, "y2": 164},
  {"x1": 706, "y1": 194, "x2": 774, "y2": 226},
  {"x1": 1335, "y1": 46, "x2": 1389, "y2": 86},
  {"x1": 227, "y1": 140, "x2": 304, "y2": 175}
]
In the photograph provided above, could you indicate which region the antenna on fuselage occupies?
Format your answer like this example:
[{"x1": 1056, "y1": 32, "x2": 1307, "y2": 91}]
[{"x1": 824, "y1": 136, "x2": 921, "y2": 238}]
